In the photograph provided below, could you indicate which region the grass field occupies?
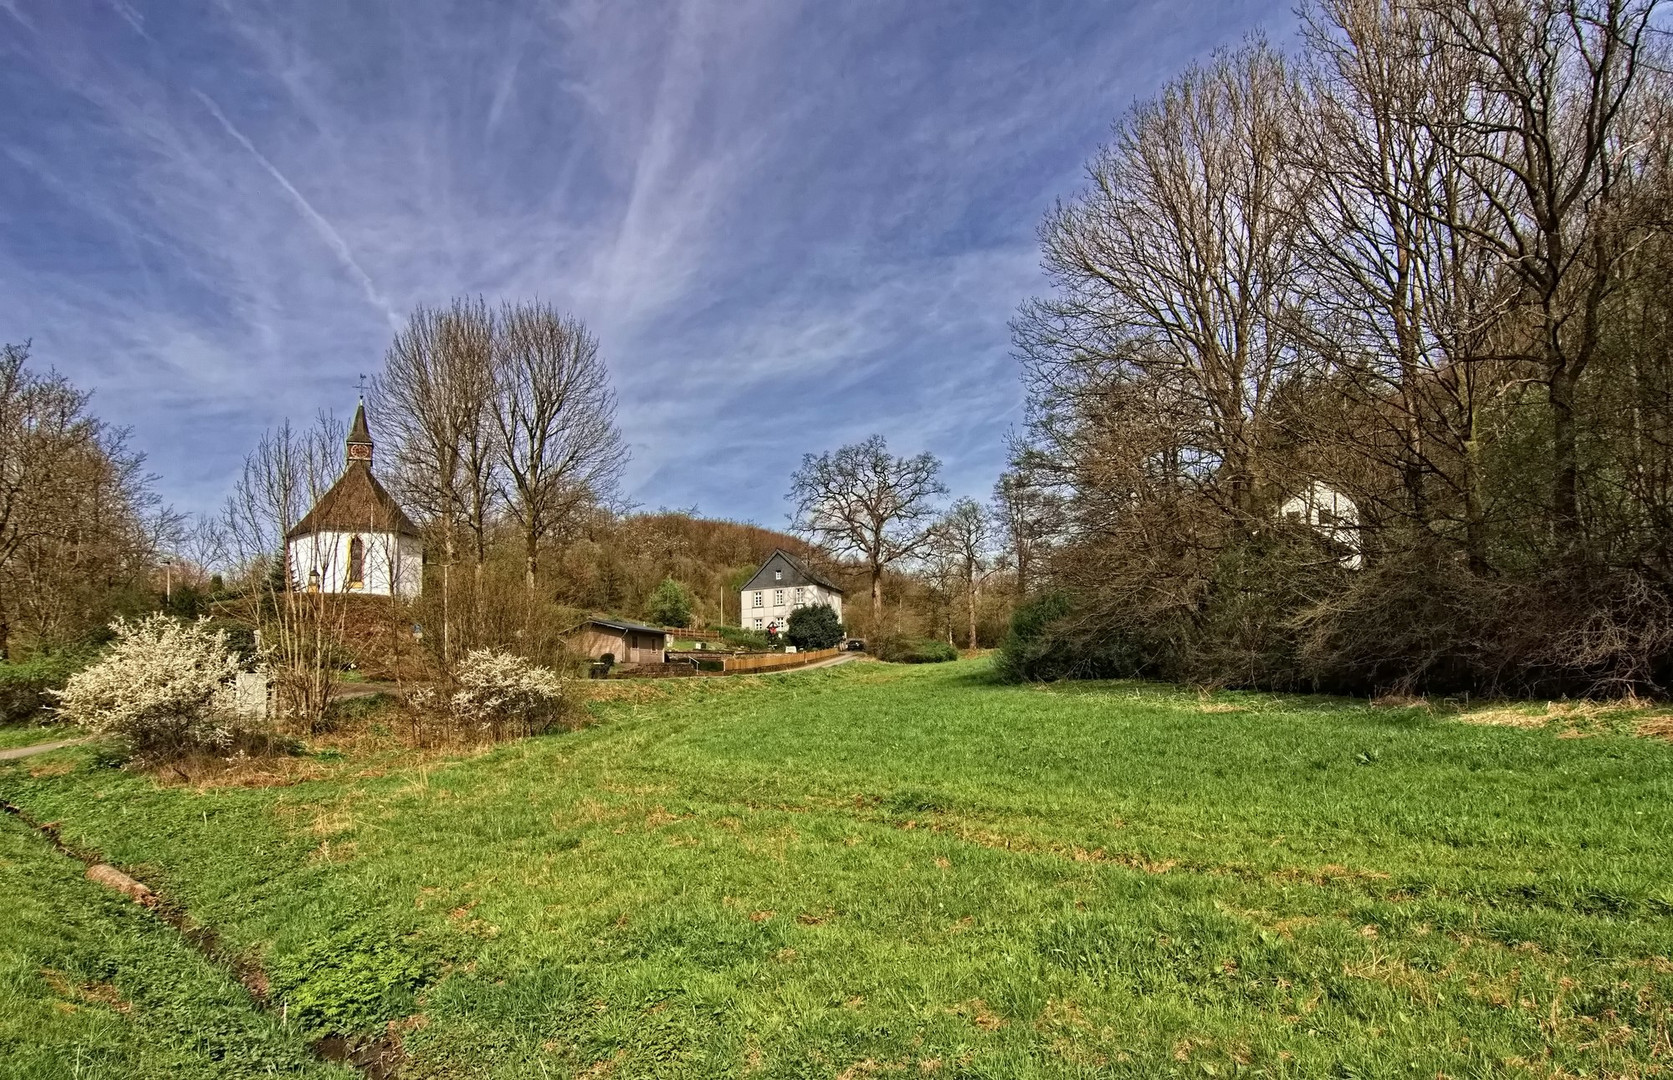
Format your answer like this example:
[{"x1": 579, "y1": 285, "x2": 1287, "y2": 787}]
[{"x1": 2, "y1": 658, "x2": 1671, "y2": 1078}]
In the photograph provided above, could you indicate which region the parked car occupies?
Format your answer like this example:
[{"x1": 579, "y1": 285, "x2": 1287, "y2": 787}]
[{"x1": 844, "y1": 638, "x2": 866, "y2": 652}]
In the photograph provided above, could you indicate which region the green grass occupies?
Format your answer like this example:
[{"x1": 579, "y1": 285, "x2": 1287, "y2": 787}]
[
  {"x1": 0, "y1": 813, "x2": 343, "y2": 1078},
  {"x1": 2, "y1": 658, "x2": 1671, "y2": 1077}
]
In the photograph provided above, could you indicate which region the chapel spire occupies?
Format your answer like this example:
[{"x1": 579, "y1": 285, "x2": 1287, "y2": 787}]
[{"x1": 346, "y1": 398, "x2": 373, "y2": 464}]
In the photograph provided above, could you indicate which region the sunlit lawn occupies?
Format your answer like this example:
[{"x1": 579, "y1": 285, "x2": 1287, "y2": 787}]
[{"x1": 2, "y1": 659, "x2": 1671, "y2": 1078}]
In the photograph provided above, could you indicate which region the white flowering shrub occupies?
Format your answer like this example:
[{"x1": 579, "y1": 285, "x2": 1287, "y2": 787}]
[
  {"x1": 446, "y1": 649, "x2": 575, "y2": 741},
  {"x1": 55, "y1": 614, "x2": 250, "y2": 762}
]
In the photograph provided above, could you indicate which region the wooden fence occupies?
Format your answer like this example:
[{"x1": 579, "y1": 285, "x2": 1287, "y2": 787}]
[
  {"x1": 657, "y1": 646, "x2": 843, "y2": 675},
  {"x1": 717, "y1": 647, "x2": 842, "y2": 673},
  {"x1": 668, "y1": 627, "x2": 724, "y2": 643}
]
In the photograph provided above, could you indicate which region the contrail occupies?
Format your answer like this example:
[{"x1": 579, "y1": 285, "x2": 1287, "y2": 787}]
[{"x1": 194, "y1": 88, "x2": 401, "y2": 328}]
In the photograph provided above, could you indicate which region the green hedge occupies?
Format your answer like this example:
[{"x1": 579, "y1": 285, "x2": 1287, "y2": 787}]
[
  {"x1": 876, "y1": 637, "x2": 958, "y2": 664},
  {"x1": 0, "y1": 651, "x2": 96, "y2": 726}
]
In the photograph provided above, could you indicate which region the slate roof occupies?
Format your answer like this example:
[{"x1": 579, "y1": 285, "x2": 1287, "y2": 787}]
[{"x1": 741, "y1": 548, "x2": 846, "y2": 594}]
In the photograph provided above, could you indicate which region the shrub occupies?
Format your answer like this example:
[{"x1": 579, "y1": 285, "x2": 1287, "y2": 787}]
[
  {"x1": 54, "y1": 615, "x2": 251, "y2": 762},
  {"x1": 420, "y1": 648, "x2": 578, "y2": 743},
  {"x1": 995, "y1": 591, "x2": 1078, "y2": 682},
  {"x1": 876, "y1": 636, "x2": 958, "y2": 664},
  {"x1": 646, "y1": 577, "x2": 694, "y2": 629},
  {"x1": 0, "y1": 650, "x2": 96, "y2": 725},
  {"x1": 786, "y1": 604, "x2": 845, "y2": 650},
  {"x1": 717, "y1": 626, "x2": 773, "y2": 651}
]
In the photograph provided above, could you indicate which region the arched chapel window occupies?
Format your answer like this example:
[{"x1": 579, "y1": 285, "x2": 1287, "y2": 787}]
[{"x1": 348, "y1": 535, "x2": 365, "y2": 587}]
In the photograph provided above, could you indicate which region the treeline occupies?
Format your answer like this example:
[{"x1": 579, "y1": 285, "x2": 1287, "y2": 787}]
[
  {"x1": 549, "y1": 510, "x2": 822, "y2": 627},
  {"x1": 0, "y1": 343, "x2": 171, "y2": 659},
  {"x1": 1004, "y1": 0, "x2": 1673, "y2": 696}
]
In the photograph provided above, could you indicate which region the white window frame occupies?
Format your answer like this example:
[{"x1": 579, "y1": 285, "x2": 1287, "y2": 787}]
[
  {"x1": 752, "y1": 591, "x2": 763, "y2": 608},
  {"x1": 773, "y1": 589, "x2": 785, "y2": 606},
  {"x1": 753, "y1": 617, "x2": 764, "y2": 630},
  {"x1": 794, "y1": 587, "x2": 805, "y2": 606}
]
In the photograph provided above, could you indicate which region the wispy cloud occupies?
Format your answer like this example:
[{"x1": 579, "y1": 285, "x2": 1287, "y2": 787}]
[
  {"x1": 193, "y1": 88, "x2": 399, "y2": 327},
  {"x1": 0, "y1": 0, "x2": 1294, "y2": 522}
]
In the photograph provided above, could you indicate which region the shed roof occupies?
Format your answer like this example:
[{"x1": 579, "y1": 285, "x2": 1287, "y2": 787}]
[{"x1": 570, "y1": 616, "x2": 670, "y2": 636}]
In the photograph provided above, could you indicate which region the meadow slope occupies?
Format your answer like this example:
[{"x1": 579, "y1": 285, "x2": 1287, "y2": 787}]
[{"x1": 2, "y1": 659, "x2": 1671, "y2": 1078}]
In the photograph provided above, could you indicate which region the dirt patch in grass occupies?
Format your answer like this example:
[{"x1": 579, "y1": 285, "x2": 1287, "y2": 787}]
[
  {"x1": 39, "y1": 969, "x2": 134, "y2": 1014},
  {"x1": 950, "y1": 998, "x2": 1006, "y2": 1032},
  {"x1": 1456, "y1": 698, "x2": 1673, "y2": 739},
  {"x1": 1636, "y1": 716, "x2": 1673, "y2": 741}
]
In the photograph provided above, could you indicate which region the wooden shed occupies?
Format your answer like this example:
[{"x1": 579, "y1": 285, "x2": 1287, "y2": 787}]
[{"x1": 564, "y1": 617, "x2": 670, "y2": 665}]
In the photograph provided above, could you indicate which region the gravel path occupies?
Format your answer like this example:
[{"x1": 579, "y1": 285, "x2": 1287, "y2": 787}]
[{"x1": 0, "y1": 738, "x2": 85, "y2": 762}]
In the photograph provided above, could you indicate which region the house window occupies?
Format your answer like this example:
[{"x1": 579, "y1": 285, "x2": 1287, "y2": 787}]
[
  {"x1": 753, "y1": 617, "x2": 764, "y2": 630},
  {"x1": 794, "y1": 587, "x2": 805, "y2": 606},
  {"x1": 347, "y1": 535, "x2": 365, "y2": 587},
  {"x1": 752, "y1": 591, "x2": 763, "y2": 608},
  {"x1": 773, "y1": 589, "x2": 785, "y2": 606},
  {"x1": 774, "y1": 569, "x2": 782, "y2": 581}
]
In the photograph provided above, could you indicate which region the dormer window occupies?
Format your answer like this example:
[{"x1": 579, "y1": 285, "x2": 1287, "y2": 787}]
[{"x1": 774, "y1": 569, "x2": 782, "y2": 581}]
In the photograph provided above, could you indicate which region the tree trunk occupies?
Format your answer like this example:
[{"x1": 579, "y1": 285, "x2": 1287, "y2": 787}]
[
  {"x1": 870, "y1": 567, "x2": 883, "y2": 624},
  {"x1": 1463, "y1": 432, "x2": 1488, "y2": 577},
  {"x1": 440, "y1": 528, "x2": 455, "y2": 670},
  {"x1": 966, "y1": 576, "x2": 978, "y2": 651},
  {"x1": 1550, "y1": 365, "x2": 1581, "y2": 554}
]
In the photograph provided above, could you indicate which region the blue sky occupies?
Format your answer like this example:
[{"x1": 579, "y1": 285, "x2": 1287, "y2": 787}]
[{"x1": 1, "y1": 0, "x2": 1292, "y2": 527}]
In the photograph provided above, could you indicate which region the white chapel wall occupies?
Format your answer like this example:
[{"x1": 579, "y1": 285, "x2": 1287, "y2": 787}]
[{"x1": 287, "y1": 530, "x2": 422, "y2": 598}]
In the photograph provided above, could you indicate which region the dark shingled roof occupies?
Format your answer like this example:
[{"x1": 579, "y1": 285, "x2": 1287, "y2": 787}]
[
  {"x1": 741, "y1": 548, "x2": 846, "y2": 595},
  {"x1": 286, "y1": 400, "x2": 420, "y2": 539},
  {"x1": 286, "y1": 463, "x2": 421, "y2": 539}
]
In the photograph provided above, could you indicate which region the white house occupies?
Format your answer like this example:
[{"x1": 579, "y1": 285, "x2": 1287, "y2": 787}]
[
  {"x1": 1279, "y1": 480, "x2": 1363, "y2": 570},
  {"x1": 285, "y1": 400, "x2": 424, "y2": 597},
  {"x1": 739, "y1": 549, "x2": 844, "y2": 633}
]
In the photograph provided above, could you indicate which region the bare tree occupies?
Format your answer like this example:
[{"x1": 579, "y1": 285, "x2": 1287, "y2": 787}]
[
  {"x1": 1027, "y1": 41, "x2": 1311, "y2": 521},
  {"x1": 787, "y1": 435, "x2": 946, "y2": 622},
  {"x1": 221, "y1": 414, "x2": 348, "y2": 732},
  {"x1": 491, "y1": 303, "x2": 626, "y2": 593},
  {"x1": 376, "y1": 299, "x2": 499, "y2": 663},
  {"x1": 1290, "y1": 0, "x2": 1520, "y2": 570},
  {"x1": 1422, "y1": 0, "x2": 1664, "y2": 549},
  {"x1": 930, "y1": 498, "x2": 1002, "y2": 649},
  {"x1": 991, "y1": 455, "x2": 1065, "y2": 597}
]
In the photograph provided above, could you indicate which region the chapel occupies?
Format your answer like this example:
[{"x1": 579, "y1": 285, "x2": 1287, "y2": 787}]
[{"x1": 284, "y1": 400, "x2": 423, "y2": 597}]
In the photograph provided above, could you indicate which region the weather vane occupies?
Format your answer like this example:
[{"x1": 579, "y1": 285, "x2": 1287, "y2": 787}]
[{"x1": 355, "y1": 373, "x2": 370, "y2": 396}]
